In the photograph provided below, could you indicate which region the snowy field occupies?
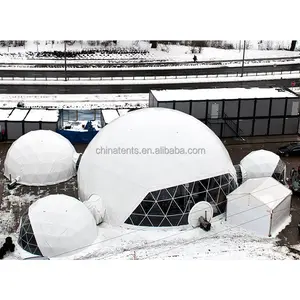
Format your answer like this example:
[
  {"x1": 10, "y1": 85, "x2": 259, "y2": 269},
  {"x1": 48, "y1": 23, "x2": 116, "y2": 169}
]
[{"x1": 0, "y1": 41, "x2": 299, "y2": 64}]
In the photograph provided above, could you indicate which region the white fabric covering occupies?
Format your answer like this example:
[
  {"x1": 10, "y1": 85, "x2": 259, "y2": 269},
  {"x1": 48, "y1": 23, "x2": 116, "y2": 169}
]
[
  {"x1": 84, "y1": 195, "x2": 106, "y2": 225},
  {"x1": 4, "y1": 130, "x2": 78, "y2": 186},
  {"x1": 240, "y1": 150, "x2": 281, "y2": 182},
  {"x1": 78, "y1": 107, "x2": 236, "y2": 225},
  {"x1": 28, "y1": 194, "x2": 98, "y2": 257},
  {"x1": 226, "y1": 177, "x2": 291, "y2": 237}
]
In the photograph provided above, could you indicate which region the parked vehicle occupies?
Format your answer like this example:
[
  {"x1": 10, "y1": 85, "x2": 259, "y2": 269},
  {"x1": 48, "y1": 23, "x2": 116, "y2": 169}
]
[{"x1": 277, "y1": 142, "x2": 300, "y2": 157}]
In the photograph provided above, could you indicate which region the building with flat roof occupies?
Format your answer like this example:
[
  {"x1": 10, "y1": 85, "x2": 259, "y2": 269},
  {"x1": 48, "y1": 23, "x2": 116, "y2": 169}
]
[{"x1": 149, "y1": 87, "x2": 300, "y2": 138}]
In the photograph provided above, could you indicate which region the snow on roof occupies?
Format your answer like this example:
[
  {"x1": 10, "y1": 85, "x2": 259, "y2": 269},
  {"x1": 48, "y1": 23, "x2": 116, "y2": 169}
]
[
  {"x1": 117, "y1": 109, "x2": 130, "y2": 116},
  {"x1": 0, "y1": 94, "x2": 148, "y2": 102},
  {"x1": 42, "y1": 110, "x2": 59, "y2": 122},
  {"x1": 151, "y1": 88, "x2": 297, "y2": 102},
  {"x1": 102, "y1": 109, "x2": 120, "y2": 124},
  {"x1": 7, "y1": 109, "x2": 29, "y2": 121},
  {"x1": 228, "y1": 177, "x2": 291, "y2": 210},
  {"x1": 25, "y1": 109, "x2": 59, "y2": 122},
  {"x1": 0, "y1": 109, "x2": 13, "y2": 120}
]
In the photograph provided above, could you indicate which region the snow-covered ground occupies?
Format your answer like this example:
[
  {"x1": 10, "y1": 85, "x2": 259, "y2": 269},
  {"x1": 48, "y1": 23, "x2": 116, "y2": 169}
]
[
  {"x1": 1, "y1": 215, "x2": 297, "y2": 260},
  {"x1": 0, "y1": 41, "x2": 299, "y2": 64}
]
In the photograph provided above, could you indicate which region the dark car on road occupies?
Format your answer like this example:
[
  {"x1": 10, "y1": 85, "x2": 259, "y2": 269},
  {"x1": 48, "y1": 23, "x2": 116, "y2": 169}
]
[{"x1": 277, "y1": 142, "x2": 300, "y2": 157}]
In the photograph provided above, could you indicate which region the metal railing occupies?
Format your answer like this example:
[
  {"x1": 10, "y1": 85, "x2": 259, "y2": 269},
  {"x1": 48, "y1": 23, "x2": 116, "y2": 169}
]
[
  {"x1": 0, "y1": 70, "x2": 299, "y2": 81},
  {"x1": 223, "y1": 113, "x2": 245, "y2": 141}
]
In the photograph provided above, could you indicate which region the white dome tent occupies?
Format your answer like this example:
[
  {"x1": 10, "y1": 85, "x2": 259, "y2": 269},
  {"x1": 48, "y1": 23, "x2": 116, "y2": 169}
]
[
  {"x1": 18, "y1": 194, "x2": 98, "y2": 258},
  {"x1": 226, "y1": 177, "x2": 292, "y2": 237},
  {"x1": 4, "y1": 130, "x2": 79, "y2": 186},
  {"x1": 78, "y1": 108, "x2": 237, "y2": 227},
  {"x1": 239, "y1": 150, "x2": 286, "y2": 183}
]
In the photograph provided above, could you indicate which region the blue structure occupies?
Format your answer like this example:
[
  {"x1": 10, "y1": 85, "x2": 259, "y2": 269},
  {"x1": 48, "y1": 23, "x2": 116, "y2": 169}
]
[{"x1": 57, "y1": 129, "x2": 98, "y2": 144}]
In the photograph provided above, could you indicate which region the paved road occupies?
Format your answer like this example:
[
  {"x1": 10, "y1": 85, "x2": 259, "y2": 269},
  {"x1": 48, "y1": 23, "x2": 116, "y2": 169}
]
[
  {"x1": 0, "y1": 63, "x2": 300, "y2": 79},
  {"x1": 0, "y1": 77, "x2": 298, "y2": 94}
]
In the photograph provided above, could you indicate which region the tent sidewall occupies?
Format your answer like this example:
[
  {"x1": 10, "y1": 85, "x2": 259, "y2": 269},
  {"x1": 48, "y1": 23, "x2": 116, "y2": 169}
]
[
  {"x1": 227, "y1": 194, "x2": 271, "y2": 236},
  {"x1": 270, "y1": 195, "x2": 291, "y2": 236}
]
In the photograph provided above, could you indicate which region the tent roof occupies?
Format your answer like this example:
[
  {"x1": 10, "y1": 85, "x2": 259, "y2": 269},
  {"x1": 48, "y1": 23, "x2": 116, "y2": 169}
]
[{"x1": 227, "y1": 177, "x2": 291, "y2": 210}]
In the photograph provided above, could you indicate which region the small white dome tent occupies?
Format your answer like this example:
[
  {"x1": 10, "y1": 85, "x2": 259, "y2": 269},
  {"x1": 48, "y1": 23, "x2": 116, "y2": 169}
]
[
  {"x1": 78, "y1": 107, "x2": 237, "y2": 227},
  {"x1": 4, "y1": 130, "x2": 79, "y2": 186},
  {"x1": 239, "y1": 150, "x2": 286, "y2": 183},
  {"x1": 18, "y1": 194, "x2": 98, "y2": 258},
  {"x1": 226, "y1": 177, "x2": 292, "y2": 237}
]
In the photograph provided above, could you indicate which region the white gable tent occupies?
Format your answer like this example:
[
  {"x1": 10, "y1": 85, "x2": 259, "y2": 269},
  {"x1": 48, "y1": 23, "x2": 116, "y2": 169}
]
[
  {"x1": 78, "y1": 107, "x2": 237, "y2": 227},
  {"x1": 18, "y1": 194, "x2": 98, "y2": 258},
  {"x1": 226, "y1": 177, "x2": 292, "y2": 237},
  {"x1": 4, "y1": 130, "x2": 79, "y2": 186},
  {"x1": 239, "y1": 150, "x2": 286, "y2": 183}
]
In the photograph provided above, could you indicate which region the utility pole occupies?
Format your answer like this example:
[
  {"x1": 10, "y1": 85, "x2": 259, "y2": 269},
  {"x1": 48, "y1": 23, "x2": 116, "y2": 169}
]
[
  {"x1": 241, "y1": 40, "x2": 246, "y2": 77},
  {"x1": 64, "y1": 41, "x2": 67, "y2": 81}
]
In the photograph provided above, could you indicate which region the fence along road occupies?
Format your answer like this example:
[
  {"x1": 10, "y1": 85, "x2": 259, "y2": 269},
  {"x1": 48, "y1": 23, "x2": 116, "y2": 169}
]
[{"x1": 0, "y1": 74, "x2": 298, "y2": 94}]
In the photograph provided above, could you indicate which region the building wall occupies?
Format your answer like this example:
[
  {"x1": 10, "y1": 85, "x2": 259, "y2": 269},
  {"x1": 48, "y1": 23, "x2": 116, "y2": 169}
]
[
  {"x1": 24, "y1": 122, "x2": 40, "y2": 134},
  {"x1": 7, "y1": 122, "x2": 23, "y2": 140},
  {"x1": 41, "y1": 122, "x2": 58, "y2": 131},
  {"x1": 151, "y1": 94, "x2": 300, "y2": 138}
]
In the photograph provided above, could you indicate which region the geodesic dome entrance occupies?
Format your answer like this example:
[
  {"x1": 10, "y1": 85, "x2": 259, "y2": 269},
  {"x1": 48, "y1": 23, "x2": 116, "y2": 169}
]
[
  {"x1": 17, "y1": 195, "x2": 98, "y2": 258},
  {"x1": 18, "y1": 213, "x2": 42, "y2": 256},
  {"x1": 125, "y1": 173, "x2": 237, "y2": 227}
]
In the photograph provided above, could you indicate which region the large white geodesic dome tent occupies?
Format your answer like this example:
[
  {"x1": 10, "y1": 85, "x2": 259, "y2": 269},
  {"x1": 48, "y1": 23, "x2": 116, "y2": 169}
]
[
  {"x1": 78, "y1": 108, "x2": 237, "y2": 227},
  {"x1": 4, "y1": 130, "x2": 78, "y2": 186},
  {"x1": 18, "y1": 194, "x2": 98, "y2": 258},
  {"x1": 239, "y1": 149, "x2": 286, "y2": 183}
]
